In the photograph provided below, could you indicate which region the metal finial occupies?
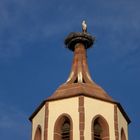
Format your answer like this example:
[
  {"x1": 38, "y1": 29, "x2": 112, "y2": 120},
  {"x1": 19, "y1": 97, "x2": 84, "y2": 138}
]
[{"x1": 82, "y1": 20, "x2": 87, "y2": 33}]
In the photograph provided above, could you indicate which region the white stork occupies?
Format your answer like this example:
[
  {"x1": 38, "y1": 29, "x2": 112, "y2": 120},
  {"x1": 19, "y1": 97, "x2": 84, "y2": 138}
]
[{"x1": 82, "y1": 20, "x2": 87, "y2": 33}]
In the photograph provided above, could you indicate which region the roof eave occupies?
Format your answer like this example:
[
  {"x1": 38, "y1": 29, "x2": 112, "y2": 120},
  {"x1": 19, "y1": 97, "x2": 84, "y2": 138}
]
[{"x1": 29, "y1": 94, "x2": 131, "y2": 124}]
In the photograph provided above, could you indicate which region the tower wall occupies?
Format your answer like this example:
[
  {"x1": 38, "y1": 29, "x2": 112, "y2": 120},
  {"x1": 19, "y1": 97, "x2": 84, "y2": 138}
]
[
  {"x1": 31, "y1": 97, "x2": 129, "y2": 140},
  {"x1": 117, "y1": 108, "x2": 128, "y2": 140},
  {"x1": 32, "y1": 105, "x2": 45, "y2": 140},
  {"x1": 84, "y1": 97, "x2": 115, "y2": 140},
  {"x1": 48, "y1": 97, "x2": 80, "y2": 140}
]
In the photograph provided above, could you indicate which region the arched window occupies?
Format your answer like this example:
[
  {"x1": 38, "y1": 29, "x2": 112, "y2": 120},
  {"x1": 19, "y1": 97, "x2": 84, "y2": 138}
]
[
  {"x1": 94, "y1": 120, "x2": 102, "y2": 140},
  {"x1": 54, "y1": 114, "x2": 73, "y2": 140},
  {"x1": 92, "y1": 115, "x2": 109, "y2": 140},
  {"x1": 34, "y1": 125, "x2": 41, "y2": 140},
  {"x1": 121, "y1": 128, "x2": 126, "y2": 140},
  {"x1": 61, "y1": 119, "x2": 70, "y2": 140}
]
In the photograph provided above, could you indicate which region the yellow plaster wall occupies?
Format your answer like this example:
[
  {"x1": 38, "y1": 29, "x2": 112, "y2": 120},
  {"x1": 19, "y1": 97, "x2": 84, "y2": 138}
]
[
  {"x1": 117, "y1": 108, "x2": 128, "y2": 140},
  {"x1": 84, "y1": 97, "x2": 115, "y2": 140},
  {"x1": 31, "y1": 97, "x2": 128, "y2": 140},
  {"x1": 48, "y1": 97, "x2": 79, "y2": 140},
  {"x1": 32, "y1": 105, "x2": 45, "y2": 140}
]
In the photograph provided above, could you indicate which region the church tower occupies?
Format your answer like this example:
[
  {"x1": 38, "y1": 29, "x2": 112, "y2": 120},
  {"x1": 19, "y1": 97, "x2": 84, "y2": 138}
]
[{"x1": 29, "y1": 22, "x2": 130, "y2": 140}]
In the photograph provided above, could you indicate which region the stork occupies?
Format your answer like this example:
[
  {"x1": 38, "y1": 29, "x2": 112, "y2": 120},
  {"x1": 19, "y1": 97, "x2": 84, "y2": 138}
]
[{"x1": 82, "y1": 20, "x2": 87, "y2": 33}]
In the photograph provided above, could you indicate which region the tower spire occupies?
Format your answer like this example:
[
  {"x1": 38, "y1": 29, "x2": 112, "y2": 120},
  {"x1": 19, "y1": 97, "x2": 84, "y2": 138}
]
[
  {"x1": 47, "y1": 22, "x2": 114, "y2": 102},
  {"x1": 64, "y1": 22, "x2": 95, "y2": 84}
]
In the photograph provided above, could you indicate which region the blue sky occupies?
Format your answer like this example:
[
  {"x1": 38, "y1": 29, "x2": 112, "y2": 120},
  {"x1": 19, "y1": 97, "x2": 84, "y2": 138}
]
[{"x1": 0, "y1": 0, "x2": 140, "y2": 139}]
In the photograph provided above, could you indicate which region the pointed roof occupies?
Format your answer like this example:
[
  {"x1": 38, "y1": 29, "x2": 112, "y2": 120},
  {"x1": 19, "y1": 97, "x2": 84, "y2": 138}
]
[{"x1": 47, "y1": 32, "x2": 114, "y2": 102}]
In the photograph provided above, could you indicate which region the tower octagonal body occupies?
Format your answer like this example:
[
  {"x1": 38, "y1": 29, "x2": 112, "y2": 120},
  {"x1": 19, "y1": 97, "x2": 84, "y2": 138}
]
[{"x1": 29, "y1": 27, "x2": 130, "y2": 140}]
